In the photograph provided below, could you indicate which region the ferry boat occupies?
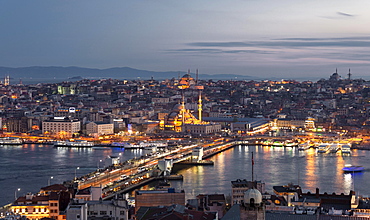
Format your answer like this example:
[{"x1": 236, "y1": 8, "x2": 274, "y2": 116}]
[
  {"x1": 298, "y1": 141, "x2": 311, "y2": 151},
  {"x1": 341, "y1": 145, "x2": 351, "y2": 154},
  {"x1": 317, "y1": 144, "x2": 330, "y2": 153},
  {"x1": 0, "y1": 137, "x2": 23, "y2": 145},
  {"x1": 54, "y1": 140, "x2": 94, "y2": 147},
  {"x1": 284, "y1": 140, "x2": 297, "y2": 147},
  {"x1": 261, "y1": 140, "x2": 273, "y2": 146},
  {"x1": 272, "y1": 140, "x2": 284, "y2": 147},
  {"x1": 328, "y1": 144, "x2": 340, "y2": 153},
  {"x1": 342, "y1": 164, "x2": 364, "y2": 172}
]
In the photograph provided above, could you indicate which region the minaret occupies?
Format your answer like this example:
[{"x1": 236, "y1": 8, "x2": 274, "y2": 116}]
[
  {"x1": 196, "y1": 69, "x2": 203, "y2": 122},
  {"x1": 198, "y1": 89, "x2": 202, "y2": 121},
  {"x1": 181, "y1": 89, "x2": 186, "y2": 124},
  {"x1": 348, "y1": 69, "x2": 352, "y2": 80},
  {"x1": 4, "y1": 75, "x2": 9, "y2": 86}
]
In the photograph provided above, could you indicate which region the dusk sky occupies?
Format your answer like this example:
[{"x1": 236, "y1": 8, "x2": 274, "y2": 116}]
[{"x1": 1, "y1": 0, "x2": 370, "y2": 79}]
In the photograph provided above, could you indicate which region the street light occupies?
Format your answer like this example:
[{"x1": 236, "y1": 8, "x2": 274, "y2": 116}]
[
  {"x1": 14, "y1": 188, "x2": 20, "y2": 200},
  {"x1": 75, "y1": 167, "x2": 80, "y2": 180},
  {"x1": 48, "y1": 176, "x2": 54, "y2": 186},
  {"x1": 97, "y1": 159, "x2": 102, "y2": 170}
]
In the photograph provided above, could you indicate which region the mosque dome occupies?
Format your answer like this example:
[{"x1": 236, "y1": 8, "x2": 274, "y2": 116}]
[
  {"x1": 182, "y1": 73, "x2": 193, "y2": 79},
  {"x1": 173, "y1": 104, "x2": 183, "y2": 111},
  {"x1": 244, "y1": 188, "x2": 262, "y2": 205}
]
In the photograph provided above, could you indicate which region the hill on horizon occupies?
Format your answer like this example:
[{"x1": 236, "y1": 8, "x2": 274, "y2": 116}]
[{"x1": 0, "y1": 66, "x2": 256, "y2": 83}]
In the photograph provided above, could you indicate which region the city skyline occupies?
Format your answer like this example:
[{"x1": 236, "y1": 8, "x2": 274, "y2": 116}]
[{"x1": 1, "y1": 1, "x2": 370, "y2": 79}]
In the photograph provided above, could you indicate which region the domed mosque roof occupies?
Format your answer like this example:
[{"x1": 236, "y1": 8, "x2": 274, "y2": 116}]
[
  {"x1": 244, "y1": 188, "x2": 262, "y2": 205},
  {"x1": 182, "y1": 73, "x2": 193, "y2": 79},
  {"x1": 173, "y1": 104, "x2": 183, "y2": 111}
]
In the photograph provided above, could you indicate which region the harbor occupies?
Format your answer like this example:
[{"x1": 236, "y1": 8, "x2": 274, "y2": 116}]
[{"x1": 1, "y1": 137, "x2": 369, "y2": 207}]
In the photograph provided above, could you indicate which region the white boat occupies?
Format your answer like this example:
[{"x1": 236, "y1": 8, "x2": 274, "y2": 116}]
[
  {"x1": 272, "y1": 140, "x2": 284, "y2": 147},
  {"x1": 284, "y1": 140, "x2": 297, "y2": 147},
  {"x1": 341, "y1": 145, "x2": 351, "y2": 154},
  {"x1": 328, "y1": 144, "x2": 340, "y2": 153},
  {"x1": 0, "y1": 137, "x2": 23, "y2": 145},
  {"x1": 317, "y1": 144, "x2": 330, "y2": 153},
  {"x1": 298, "y1": 141, "x2": 311, "y2": 151},
  {"x1": 342, "y1": 164, "x2": 364, "y2": 172},
  {"x1": 54, "y1": 140, "x2": 94, "y2": 147}
]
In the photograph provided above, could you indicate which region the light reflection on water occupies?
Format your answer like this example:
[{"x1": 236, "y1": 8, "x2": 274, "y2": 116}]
[
  {"x1": 0, "y1": 144, "x2": 138, "y2": 206},
  {"x1": 172, "y1": 145, "x2": 370, "y2": 201},
  {"x1": 2, "y1": 144, "x2": 370, "y2": 206}
]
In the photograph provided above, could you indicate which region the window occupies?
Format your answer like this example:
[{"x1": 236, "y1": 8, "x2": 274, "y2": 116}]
[
  {"x1": 120, "y1": 211, "x2": 125, "y2": 215},
  {"x1": 100, "y1": 211, "x2": 107, "y2": 215}
]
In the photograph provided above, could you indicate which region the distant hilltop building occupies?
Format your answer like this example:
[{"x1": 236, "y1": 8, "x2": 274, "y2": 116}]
[{"x1": 330, "y1": 69, "x2": 341, "y2": 81}]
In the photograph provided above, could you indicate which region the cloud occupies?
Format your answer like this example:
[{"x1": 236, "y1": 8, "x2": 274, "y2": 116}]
[
  {"x1": 320, "y1": 11, "x2": 355, "y2": 19},
  {"x1": 187, "y1": 37, "x2": 370, "y2": 48},
  {"x1": 337, "y1": 11, "x2": 354, "y2": 17},
  {"x1": 277, "y1": 37, "x2": 370, "y2": 41},
  {"x1": 166, "y1": 48, "x2": 274, "y2": 54},
  {"x1": 180, "y1": 36, "x2": 370, "y2": 65}
]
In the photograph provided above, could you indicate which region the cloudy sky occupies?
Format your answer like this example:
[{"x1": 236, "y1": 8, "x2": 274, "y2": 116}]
[{"x1": 1, "y1": 0, "x2": 370, "y2": 79}]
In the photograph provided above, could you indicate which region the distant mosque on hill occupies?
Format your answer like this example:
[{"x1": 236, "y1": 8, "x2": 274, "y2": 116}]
[{"x1": 160, "y1": 71, "x2": 221, "y2": 134}]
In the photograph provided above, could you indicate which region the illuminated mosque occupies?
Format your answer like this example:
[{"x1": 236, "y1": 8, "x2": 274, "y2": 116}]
[{"x1": 161, "y1": 70, "x2": 221, "y2": 134}]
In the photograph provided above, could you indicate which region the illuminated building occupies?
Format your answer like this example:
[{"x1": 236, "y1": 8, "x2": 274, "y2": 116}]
[
  {"x1": 42, "y1": 117, "x2": 81, "y2": 138},
  {"x1": 273, "y1": 117, "x2": 315, "y2": 131},
  {"x1": 85, "y1": 121, "x2": 114, "y2": 136},
  {"x1": 11, "y1": 184, "x2": 71, "y2": 220}
]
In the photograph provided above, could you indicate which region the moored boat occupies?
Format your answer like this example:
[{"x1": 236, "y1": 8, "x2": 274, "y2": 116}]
[
  {"x1": 317, "y1": 144, "x2": 330, "y2": 153},
  {"x1": 341, "y1": 145, "x2": 351, "y2": 154},
  {"x1": 54, "y1": 140, "x2": 94, "y2": 147},
  {"x1": 0, "y1": 137, "x2": 23, "y2": 145},
  {"x1": 342, "y1": 164, "x2": 364, "y2": 172},
  {"x1": 272, "y1": 140, "x2": 284, "y2": 147},
  {"x1": 284, "y1": 140, "x2": 297, "y2": 147},
  {"x1": 328, "y1": 144, "x2": 340, "y2": 153},
  {"x1": 298, "y1": 141, "x2": 311, "y2": 151}
]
